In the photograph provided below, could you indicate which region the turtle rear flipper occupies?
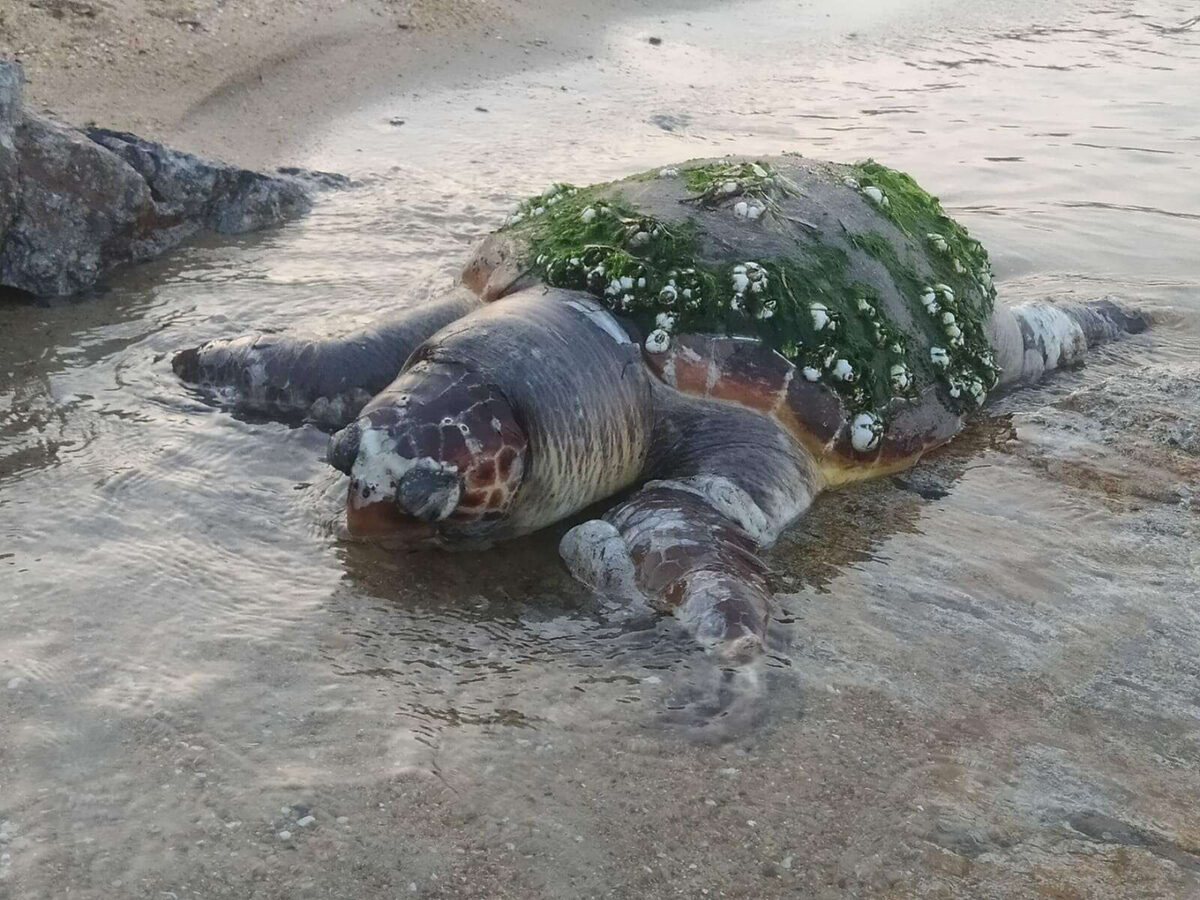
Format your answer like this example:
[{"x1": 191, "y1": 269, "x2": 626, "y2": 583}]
[
  {"x1": 561, "y1": 386, "x2": 818, "y2": 661},
  {"x1": 172, "y1": 287, "x2": 481, "y2": 428},
  {"x1": 989, "y1": 297, "x2": 1151, "y2": 387}
]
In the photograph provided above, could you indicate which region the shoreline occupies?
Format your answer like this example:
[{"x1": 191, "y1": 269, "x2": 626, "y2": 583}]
[{"x1": 0, "y1": 0, "x2": 696, "y2": 169}]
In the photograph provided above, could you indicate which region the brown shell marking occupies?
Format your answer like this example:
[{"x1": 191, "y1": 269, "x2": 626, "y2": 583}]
[{"x1": 645, "y1": 335, "x2": 962, "y2": 487}]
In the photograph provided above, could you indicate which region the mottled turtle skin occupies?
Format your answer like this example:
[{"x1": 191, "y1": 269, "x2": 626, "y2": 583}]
[{"x1": 175, "y1": 156, "x2": 1147, "y2": 660}]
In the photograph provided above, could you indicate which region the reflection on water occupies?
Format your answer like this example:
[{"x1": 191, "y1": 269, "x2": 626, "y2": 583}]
[{"x1": 1, "y1": 0, "x2": 1198, "y2": 895}]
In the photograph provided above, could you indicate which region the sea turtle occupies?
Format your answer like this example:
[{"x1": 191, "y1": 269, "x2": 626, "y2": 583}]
[{"x1": 174, "y1": 155, "x2": 1147, "y2": 661}]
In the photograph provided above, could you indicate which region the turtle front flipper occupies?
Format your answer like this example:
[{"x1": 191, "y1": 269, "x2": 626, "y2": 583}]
[
  {"x1": 172, "y1": 287, "x2": 481, "y2": 428},
  {"x1": 561, "y1": 385, "x2": 820, "y2": 662}
]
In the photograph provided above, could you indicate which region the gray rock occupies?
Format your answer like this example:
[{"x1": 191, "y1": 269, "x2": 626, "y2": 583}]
[
  {"x1": 86, "y1": 129, "x2": 312, "y2": 234},
  {"x1": 1, "y1": 115, "x2": 158, "y2": 296},
  {"x1": 0, "y1": 58, "x2": 336, "y2": 298},
  {"x1": 0, "y1": 61, "x2": 20, "y2": 241}
]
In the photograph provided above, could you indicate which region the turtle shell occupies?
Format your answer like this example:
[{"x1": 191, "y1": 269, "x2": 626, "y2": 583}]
[{"x1": 462, "y1": 155, "x2": 1000, "y2": 483}]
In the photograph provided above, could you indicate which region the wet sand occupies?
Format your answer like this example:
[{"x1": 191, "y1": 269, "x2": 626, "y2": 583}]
[
  {"x1": 1, "y1": 0, "x2": 708, "y2": 167},
  {"x1": 2, "y1": 0, "x2": 1199, "y2": 897}
]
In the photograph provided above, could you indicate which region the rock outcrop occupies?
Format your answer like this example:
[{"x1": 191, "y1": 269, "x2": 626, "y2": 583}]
[{"x1": 0, "y1": 60, "x2": 332, "y2": 298}]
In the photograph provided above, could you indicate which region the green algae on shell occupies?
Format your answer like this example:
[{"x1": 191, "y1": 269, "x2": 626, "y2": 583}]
[
  {"x1": 845, "y1": 160, "x2": 1001, "y2": 404},
  {"x1": 499, "y1": 157, "x2": 1000, "y2": 420}
]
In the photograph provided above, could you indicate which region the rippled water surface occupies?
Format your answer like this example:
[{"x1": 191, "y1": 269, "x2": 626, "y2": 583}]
[{"x1": 2, "y1": 1, "x2": 1198, "y2": 896}]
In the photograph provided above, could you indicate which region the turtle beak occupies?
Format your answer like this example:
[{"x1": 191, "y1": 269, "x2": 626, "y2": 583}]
[
  {"x1": 345, "y1": 499, "x2": 438, "y2": 542},
  {"x1": 332, "y1": 420, "x2": 462, "y2": 538}
]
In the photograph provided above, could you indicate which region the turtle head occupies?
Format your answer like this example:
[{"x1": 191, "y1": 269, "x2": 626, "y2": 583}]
[{"x1": 327, "y1": 360, "x2": 528, "y2": 545}]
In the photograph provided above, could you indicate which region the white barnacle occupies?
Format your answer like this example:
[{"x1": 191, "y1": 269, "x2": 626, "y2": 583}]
[
  {"x1": 580, "y1": 207, "x2": 597, "y2": 223},
  {"x1": 953, "y1": 258, "x2": 966, "y2": 274},
  {"x1": 730, "y1": 294, "x2": 745, "y2": 313},
  {"x1": 547, "y1": 195, "x2": 560, "y2": 206},
  {"x1": 945, "y1": 323, "x2": 962, "y2": 340},
  {"x1": 809, "y1": 303, "x2": 831, "y2": 331},
  {"x1": 629, "y1": 231, "x2": 651, "y2": 248},
  {"x1": 930, "y1": 346, "x2": 950, "y2": 368},
  {"x1": 842, "y1": 176, "x2": 861, "y2": 190},
  {"x1": 637, "y1": 277, "x2": 647, "y2": 288},
  {"x1": 751, "y1": 163, "x2": 769, "y2": 178},
  {"x1": 746, "y1": 263, "x2": 768, "y2": 294},
  {"x1": 935, "y1": 283, "x2": 955, "y2": 301},
  {"x1": 850, "y1": 412, "x2": 884, "y2": 453},
  {"x1": 606, "y1": 279, "x2": 622, "y2": 296},
  {"x1": 862, "y1": 186, "x2": 885, "y2": 205},
  {"x1": 734, "y1": 201, "x2": 750, "y2": 218},
  {"x1": 802, "y1": 366, "x2": 822, "y2": 382},
  {"x1": 941, "y1": 311, "x2": 956, "y2": 325},
  {"x1": 927, "y1": 233, "x2": 949, "y2": 253},
  {"x1": 620, "y1": 275, "x2": 635, "y2": 290},
  {"x1": 655, "y1": 312, "x2": 677, "y2": 332},
  {"x1": 721, "y1": 179, "x2": 740, "y2": 195},
  {"x1": 659, "y1": 167, "x2": 679, "y2": 177},
  {"x1": 755, "y1": 298, "x2": 777, "y2": 320},
  {"x1": 731, "y1": 265, "x2": 750, "y2": 295},
  {"x1": 857, "y1": 298, "x2": 875, "y2": 314},
  {"x1": 533, "y1": 206, "x2": 546, "y2": 216},
  {"x1": 830, "y1": 359, "x2": 856, "y2": 382},
  {"x1": 659, "y1": 284, "x2": 678, "y2": 304},
  {"x1": 890, "y1": 362, "x2": 912, "y2": 391},
  {"x1": 506, "y1": 211, "x2": 525, "y2": 225},
  {"x1": 747, "y1": 204, "x2": 763, "y2": 220},
  {"x1": 889, "y1": 342, "x2": 904, "y2": 356},
  {"x1": 969, "y1": 378, "x2": 987, "y2": 405},
  {"x1": 644, "y1": 329, "x2": 671, "y2": 353}
]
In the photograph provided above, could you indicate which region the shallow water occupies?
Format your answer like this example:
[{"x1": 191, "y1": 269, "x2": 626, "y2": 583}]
[{"x1": 2, "y1": 0, "x2": 1198, "y2": 896}]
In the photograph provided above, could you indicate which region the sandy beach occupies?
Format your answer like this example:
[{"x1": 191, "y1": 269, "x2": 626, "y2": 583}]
[{"x1": 0, "y1": 0, "x2": 675, "y2": 166}]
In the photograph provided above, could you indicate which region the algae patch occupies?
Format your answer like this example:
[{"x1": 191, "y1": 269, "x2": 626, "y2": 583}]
[{"x1": 502, "y1": 159, "x2": 1000, "y2": 420}]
